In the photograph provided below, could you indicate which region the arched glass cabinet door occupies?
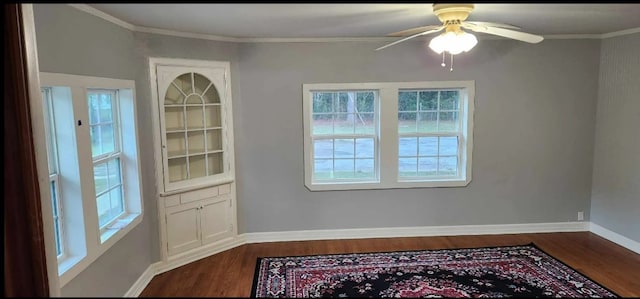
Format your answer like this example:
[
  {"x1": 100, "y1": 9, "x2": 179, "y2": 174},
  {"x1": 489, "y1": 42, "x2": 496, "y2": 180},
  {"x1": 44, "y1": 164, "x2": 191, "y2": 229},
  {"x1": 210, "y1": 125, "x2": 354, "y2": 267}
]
[{"x1": 156, "y1": 66, "x2": 229, "y2": 191}]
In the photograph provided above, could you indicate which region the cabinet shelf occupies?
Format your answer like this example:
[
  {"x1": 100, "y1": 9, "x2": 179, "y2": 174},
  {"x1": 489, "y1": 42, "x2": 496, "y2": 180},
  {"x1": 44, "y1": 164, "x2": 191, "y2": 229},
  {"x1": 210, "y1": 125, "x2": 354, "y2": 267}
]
[
  {"x1": 165, "y1": 103, "x2": 222, "y2": 108},
  {"x1": 167, "y1": 150, "x2": 224, "y2": 159}
]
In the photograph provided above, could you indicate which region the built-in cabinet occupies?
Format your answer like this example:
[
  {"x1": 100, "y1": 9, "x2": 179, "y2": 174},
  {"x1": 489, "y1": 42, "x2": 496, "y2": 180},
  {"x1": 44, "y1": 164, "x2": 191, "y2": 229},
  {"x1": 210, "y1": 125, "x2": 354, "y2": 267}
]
[{"x1": 150, "y1": 58, "x2": 237, "y2": 262}]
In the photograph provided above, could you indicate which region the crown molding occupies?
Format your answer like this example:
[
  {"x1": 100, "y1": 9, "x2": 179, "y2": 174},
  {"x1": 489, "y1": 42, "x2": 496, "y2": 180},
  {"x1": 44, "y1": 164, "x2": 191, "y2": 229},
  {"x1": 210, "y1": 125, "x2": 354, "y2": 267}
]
[
  {"x1": 67, "y1": 4, "x2": 135, "y2": 31},
  {"x1": 601, "y1": 27, "x2": 640, "y2": 39},
  {"x1": 68, "y1": 4, "x2": 640, "y2": 43}
]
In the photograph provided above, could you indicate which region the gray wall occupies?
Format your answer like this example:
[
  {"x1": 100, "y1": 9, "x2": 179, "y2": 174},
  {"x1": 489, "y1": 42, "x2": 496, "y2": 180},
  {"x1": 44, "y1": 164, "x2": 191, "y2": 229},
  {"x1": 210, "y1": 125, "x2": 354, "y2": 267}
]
[
  {"x1": 35, "y1": 3, "x2": 630, "y2": 296},
  {"x1": 131, "y1": 32, "x2": 240, "y2": 261},
  {"x1": 236, "y1": 39, "x2": 601, "y2": 232},
  {"x1": 33, "y1": 4, "x2": 153, "y2": 297},
  {"x1": 590, "y1": 33, "x2": 640, "y2": 242}
]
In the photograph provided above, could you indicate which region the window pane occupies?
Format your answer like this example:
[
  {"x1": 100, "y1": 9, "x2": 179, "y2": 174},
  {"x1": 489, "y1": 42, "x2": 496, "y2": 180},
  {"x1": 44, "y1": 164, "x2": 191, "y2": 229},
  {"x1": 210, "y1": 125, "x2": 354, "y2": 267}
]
[
  {"x1": 439, "y1": 90, "x2": 460, "y2": 110},
  {"x1": 94, "y1": 163, "x2": 108, "y2": 195},
  {"x1": 355, "y1": 138, "x2": 374, "y2": 158},
  {"x1": 417, "y1": 112, "x2": 438, "y2": 132},
  {"x1": 398, "y1": 158, "x2": 418, "y2": 177},
  {"x1": 418, "y1": 157, "x2": 438, "y2": 175},
  {"x1": 334, "y1": 159, "x2": 354, "y2": 178},
  {"x1": 419, "y1": 91, "x2": 438, "y2": 111},
  {"x1": 439, "y1": 137, "x2": 458, "y2": 156},
  {"x1": 101, "y1": 124, "x2": 116, "y2": 154},
  {"x1": 334, "y1": 139, "x2": 354, "y2": 158},
  {"x1": 107, "y1": 158, "x2": 122, "y2": 188},
  {"x1": 355, "y1": 113, "x2": 375, "y2": 134},
  {"x1": 109, "y1": 186, "x2": 124, "y2": 219},
  {"x1": 96, "y1": 192, "x2": 111, "y2": 227},
  {"x1": 438, "y1": 112, "x2": 459, "y2": 132},
  {"x1": 355, "y1": 159, "x2": 374, "y2": 178},
  {"x1": 399, "y1": 137, "x2": 418, "y2": 157},
  {"x1": 51, "y1": 181, "x2": 62, "y2": 256},
  {"x1": 313, "y1": 92, "x2": 334, "y2": 113},
  {"x1": 99, "y1": 93, "x2": 113, "y2": 122},
  {"x1": 334, "y1": 113, "x2": 354, "y2": 134},
  {"x1": 398, "y1": 91, "x2": 417, "y2": 111},
  {"x1": 312, "y1": 114, "x2": 333, "y2": 135},
  {"x1": 438, "y1": 156, "x2": 458, "y2": 176},
  {"x1": 356, "y1": 92, "x2": 374, "y2": 112},
  {"x1": 418, "y1": 137, "x2": 438, "y2": 156},
  {"x1": 313, "y1": 139, "x2": 333, "y2": 159},
  {"x1": 90, "y1": 125, "x2": 102, "y2": 156},
  {"x1": 314, "y1": 159, "x2": 333, "y2": 180},
  {"x1": 88, "y1": 93, "x2": 100, "y2": 124},
  {"x1": 398, "y1": 112, "x2": 416, "y2": 133}
]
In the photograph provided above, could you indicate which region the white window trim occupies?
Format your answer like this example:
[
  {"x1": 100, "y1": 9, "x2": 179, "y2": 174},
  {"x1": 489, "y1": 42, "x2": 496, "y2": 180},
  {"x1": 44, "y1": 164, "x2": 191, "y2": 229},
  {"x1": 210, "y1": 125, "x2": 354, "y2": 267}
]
[
  {"x1": 303, "y1": 81, "x2": 474, "y2": 191},
  {"x1": 39, "y1": 72, "x2": 144, "y2": 287}
]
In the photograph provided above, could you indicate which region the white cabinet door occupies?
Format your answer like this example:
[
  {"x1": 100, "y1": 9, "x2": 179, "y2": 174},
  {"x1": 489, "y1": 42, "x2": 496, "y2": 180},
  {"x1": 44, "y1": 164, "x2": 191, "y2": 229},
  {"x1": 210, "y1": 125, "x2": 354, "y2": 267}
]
[
  {"x1": 165, "y1": 202, "x2": 201, "y2": 255},
  {"x1": 199, "y1": 196, "x2": 232, "y2": 245}
]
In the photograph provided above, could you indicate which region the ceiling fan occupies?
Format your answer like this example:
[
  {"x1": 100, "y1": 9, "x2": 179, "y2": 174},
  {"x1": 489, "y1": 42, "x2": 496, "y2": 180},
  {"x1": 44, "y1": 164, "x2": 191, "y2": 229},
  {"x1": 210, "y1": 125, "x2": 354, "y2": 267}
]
[{"x1": 376, "y1": 4, "x2": 544, "y2": 70}]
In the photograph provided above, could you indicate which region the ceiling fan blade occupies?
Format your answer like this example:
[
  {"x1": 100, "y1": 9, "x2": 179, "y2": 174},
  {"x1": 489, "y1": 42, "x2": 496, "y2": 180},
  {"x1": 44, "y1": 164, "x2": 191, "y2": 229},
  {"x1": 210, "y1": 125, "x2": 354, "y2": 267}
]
[
  {"x1": 462, "y1": 23, "x2": 543, "y2": 43},
  {"x1": 376, "y1": 27, "x2": 444, "y2": 51},
  {"x1": 464, "y1": 21, "x2": 520, "y2": 30},
  {"x1": 388, "y1": 25, "x2": 442, "y2": 37}
]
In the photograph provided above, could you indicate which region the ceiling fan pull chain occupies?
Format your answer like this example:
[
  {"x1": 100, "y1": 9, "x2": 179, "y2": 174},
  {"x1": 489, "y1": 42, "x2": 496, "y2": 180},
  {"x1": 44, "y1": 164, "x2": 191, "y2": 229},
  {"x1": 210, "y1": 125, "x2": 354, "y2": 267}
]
[
  {"x1": 441, "y1": 52, "x2": 446, "y2": 67},
  {"x1": 450, "y1": 54, "x2": 454, "y2": 72}
]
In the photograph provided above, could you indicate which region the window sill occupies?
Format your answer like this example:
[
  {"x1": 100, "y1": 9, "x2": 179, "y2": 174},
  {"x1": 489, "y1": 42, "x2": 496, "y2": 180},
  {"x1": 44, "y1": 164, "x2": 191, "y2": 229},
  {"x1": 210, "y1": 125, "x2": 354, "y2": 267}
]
[
  {"x1": 306, "y1": 178, "x2": 471, "y2": 191},
  {"x1": 100, "y1": 213, "x2": 141, "y2": 244}
]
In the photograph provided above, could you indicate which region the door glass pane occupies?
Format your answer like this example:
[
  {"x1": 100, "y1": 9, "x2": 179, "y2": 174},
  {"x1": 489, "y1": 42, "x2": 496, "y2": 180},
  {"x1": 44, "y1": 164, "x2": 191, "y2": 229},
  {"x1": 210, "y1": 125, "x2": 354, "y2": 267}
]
[
  {"x1": 193, "y1": 73, "x2": 211, "y2": 95},
  {"x1": 173, "y1": 73, "x2": 193, "y2": 94},
  {"x1": 186, "y1": 107, "x2": 203, "y2": 129},
  {"x1": 207, "y1": 152, "x2": 223, "y2": 175},
  {"x1": 164, "y1": 107, "x2": 184, "y2": 131},
  {"x1": 190, "y1": 154, "x2": 206, "y2": 178},
  {"x1": 205, "y1": 106, "x2": 221, "y2": 128},
  {"x1": 188, "y1": 131, "x2": 205, "y2": 155},
  {"x1": 203, "y1": 84, "x2": 220, "y2": 104},
  {"x1": 164, "y1": 83, "x2": 185, "y2": 105},
  {"x1": 168, "y1": 157, "x2": 187, "y2": 182},
  {"x1": 206, "y1": 129, "x2": 222, "y2": 151}
]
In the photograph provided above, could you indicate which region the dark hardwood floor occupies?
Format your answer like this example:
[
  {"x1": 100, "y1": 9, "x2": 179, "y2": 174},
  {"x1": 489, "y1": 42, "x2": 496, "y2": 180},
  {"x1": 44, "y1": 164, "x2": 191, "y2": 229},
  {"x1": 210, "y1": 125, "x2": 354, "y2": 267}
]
[{"x1": 140, "y1": 232, "x2": 640, "y2": 297}]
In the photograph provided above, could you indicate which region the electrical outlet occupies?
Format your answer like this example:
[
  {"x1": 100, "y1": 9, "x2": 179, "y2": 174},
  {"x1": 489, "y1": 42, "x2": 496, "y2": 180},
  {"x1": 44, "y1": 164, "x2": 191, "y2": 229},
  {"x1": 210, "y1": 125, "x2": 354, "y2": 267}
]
[{"x1": 577, "y1": 211, "x2": 584, "y2": 221}]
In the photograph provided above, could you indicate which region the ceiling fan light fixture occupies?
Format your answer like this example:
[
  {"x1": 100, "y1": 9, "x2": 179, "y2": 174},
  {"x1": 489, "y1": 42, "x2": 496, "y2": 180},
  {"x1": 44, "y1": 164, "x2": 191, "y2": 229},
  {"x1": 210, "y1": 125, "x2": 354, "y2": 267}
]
[{"x1": 428, "y1": 30, "x2": 478, "y2": 55}]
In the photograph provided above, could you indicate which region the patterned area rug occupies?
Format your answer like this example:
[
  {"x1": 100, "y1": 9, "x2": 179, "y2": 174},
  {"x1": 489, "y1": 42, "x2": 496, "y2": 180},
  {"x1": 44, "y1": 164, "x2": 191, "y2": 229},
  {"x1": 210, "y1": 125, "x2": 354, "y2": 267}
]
[{"x1": 250, "y1": 243, "x2": 618, "y2": 298}]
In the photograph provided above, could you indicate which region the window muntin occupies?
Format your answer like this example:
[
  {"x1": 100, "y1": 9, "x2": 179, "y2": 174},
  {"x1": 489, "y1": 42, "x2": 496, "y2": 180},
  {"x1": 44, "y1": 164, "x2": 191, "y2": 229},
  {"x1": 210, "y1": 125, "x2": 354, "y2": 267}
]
[
  {"x1": 41, "y1": 87, "x2": 64, "y2": 258},
  {"x1": 398, "y1": 89, "x2": 463, "y2": 179},
  {"x1": 310, "y1": 90, "x2": 378, "y2": 181}
]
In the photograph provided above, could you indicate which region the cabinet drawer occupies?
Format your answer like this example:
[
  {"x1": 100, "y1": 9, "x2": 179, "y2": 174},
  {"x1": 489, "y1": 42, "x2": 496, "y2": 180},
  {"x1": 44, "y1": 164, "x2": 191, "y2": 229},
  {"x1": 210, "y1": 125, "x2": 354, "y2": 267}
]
[{"x1": 180, "y1": 186, "x2": 219, "y2": 204}]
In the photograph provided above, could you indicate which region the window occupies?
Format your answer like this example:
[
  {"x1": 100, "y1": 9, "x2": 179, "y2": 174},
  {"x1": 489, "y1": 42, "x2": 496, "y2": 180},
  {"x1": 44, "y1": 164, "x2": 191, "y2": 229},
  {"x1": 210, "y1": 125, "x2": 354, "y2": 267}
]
[
  {"x1": 41, "y1": 87, "x2": 64, "y2": 258},
  {"x1": 303, "y1": 81, "x2": 474, "y2": 191},
  {"x1": 39, "y1": 73, "x2": 143, "y2": 287}
]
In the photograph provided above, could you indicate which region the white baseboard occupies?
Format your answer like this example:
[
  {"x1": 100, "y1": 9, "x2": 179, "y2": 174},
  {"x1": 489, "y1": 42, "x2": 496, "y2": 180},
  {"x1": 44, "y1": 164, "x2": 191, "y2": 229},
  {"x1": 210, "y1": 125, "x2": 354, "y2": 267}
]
[
  {"x1": 124, "y1": 264, "x2": 156, "y2": 297},
  {"x1": 125, "y1": 221, "x2": 595, "y2": 296},
  {"x1": 589, "y1": 222, "x2": 640, "y2": 254},
  {"x1": 153, "y1": 236, "x2": 245, "y2": 275},
  {"x1": 243, "y1": 221, "x2": 589, "y2": 244}
]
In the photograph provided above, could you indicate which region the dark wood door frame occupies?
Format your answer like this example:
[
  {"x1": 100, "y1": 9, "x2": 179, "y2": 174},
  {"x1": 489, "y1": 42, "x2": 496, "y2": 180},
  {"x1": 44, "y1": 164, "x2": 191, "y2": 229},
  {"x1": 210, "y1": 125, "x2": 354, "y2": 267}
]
[{"x1": 4, "y1": 3, "x2": 50, "y2": 297}]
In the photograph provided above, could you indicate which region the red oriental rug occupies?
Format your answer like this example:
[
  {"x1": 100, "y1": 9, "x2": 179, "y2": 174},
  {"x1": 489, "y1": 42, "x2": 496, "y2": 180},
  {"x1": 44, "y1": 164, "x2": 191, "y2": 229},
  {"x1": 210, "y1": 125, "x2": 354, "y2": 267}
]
[{"x1": 250, "y1": 243, "x2": 618, "y2": 298}]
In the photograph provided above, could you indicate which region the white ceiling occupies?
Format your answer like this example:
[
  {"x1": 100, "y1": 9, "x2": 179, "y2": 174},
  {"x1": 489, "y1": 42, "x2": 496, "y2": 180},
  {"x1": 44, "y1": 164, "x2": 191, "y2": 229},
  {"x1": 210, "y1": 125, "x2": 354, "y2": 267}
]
[{"x1": 88, "y1": 3, "x2": 640, "y2": 39}]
